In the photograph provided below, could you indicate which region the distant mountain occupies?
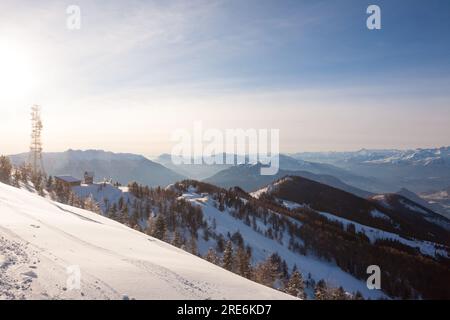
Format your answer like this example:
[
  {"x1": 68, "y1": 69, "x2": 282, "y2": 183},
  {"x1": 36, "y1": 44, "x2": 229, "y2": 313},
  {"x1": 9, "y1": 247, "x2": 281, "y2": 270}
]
[
  {"x1": 420, "y1": 187, "x2": 450, "y2": 219},
  {"x1": 154, "y1": 153, "x2": 232, "y2": 180},
  {"x1": 370, "y1": 192, "x2": 450, "y2": 232},
  {"x1": 9, "y1": 149, "x2": 185, "y2": 187},
  {"x1": 155, "y1": 154, "x2": 387, "y2": 193},
  {"x1": 253, "y1": 175, "x2": 450, "y2": 246},
  {"x1": 291, "y1": 147, "x2": 450, "y2": 193},
  {"x1": 203, "y1": 162, "x2": 372, "y2": 198},
  {"x1": 277, "y1": 154, "x2": 388, "y2": 193},
  {"x1": 396, "y1": 188, "x2": 450, "y2": 220}
]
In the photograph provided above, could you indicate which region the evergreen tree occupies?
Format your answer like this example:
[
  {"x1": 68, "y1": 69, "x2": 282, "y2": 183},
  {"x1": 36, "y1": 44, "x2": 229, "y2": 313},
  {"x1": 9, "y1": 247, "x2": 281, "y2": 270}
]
[
  {"x1": 190, "y1": 237, "x2": 198, "y2": 255},
  {"x1": 0, "y1": 155, "x2": 12, "y2": 184},
  {"x1": 46, "y1": 175, "x2": 54, "y2": 190},
  {"x1": 223, "y1": 240, "x2": 234, "y2": 271},
  {"x1": 172, "y1": 230, "x2": 183, "y2": 248},
  {"x1": 205, "y1": 248, "x2": 219, "y2": 265},
  {"x1": 285, "y1": 271, "x2": 306, "y2": 299},
  {"x1": 153, "y1": 214, "x2": 166, "y2": 240},
  {"x1": 314, "y1": 279, "x2": 328, "y2": 300},
  {"x1": 216, "y1": 236, "x2": 225, "y2": 252},
  {"x1": 236, "y1": 245, "x2": 251, "y2": 278},
  {"x1": 353, "y1": 291, "x2": 364, "y2": 300}
]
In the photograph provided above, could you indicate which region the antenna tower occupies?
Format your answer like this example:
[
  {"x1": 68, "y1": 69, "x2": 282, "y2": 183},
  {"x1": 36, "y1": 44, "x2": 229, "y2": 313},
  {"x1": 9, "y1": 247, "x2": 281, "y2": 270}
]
[{"x1": 29, "y1": 105, "x2": 45, "y2": 174}]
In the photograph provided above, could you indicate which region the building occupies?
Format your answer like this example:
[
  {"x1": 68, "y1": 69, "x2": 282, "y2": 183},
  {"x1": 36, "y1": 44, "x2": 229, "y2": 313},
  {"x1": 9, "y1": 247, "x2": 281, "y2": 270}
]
[
  {"x1": 54, "y1": 175, "x2": 82, "y2": 187},
  {"x1": 84, "y1": 171, "x2": 94, "y2": 184}
]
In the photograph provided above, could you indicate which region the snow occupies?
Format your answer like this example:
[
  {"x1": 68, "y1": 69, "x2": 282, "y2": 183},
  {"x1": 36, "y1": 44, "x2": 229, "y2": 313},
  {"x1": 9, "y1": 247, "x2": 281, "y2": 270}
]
[
  {"x1": 181, "y1": 191, "x2": 387, "y2": 300},
  {"x1": 280, "y1": 199, "x2": 306, "y2": 210},
  {"x1": 250, "y1": 177, "x2": 293, "y2": 199},
  {"x1": 370, "y1": 195, "x2": 392, "y2": 209},
  {"x1": 315, "y1": 210, "x2": 448, "y2": 259},
  {"x1": 0, "y1": 182, "x2": 293, "y2": 300},
  {"x1": 72, "y1": 183, "x2": 132, "y2": 212},
  {"x1": 399, "y1": 199, "x2": 429, "y2": 215},
  {"x1": 370, "y1": 210, "x2": 392, "y2": 221}
]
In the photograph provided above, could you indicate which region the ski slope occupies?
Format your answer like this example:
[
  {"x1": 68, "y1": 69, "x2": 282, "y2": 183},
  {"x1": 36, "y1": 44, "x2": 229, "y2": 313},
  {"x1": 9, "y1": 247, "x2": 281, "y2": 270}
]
[{"x1": 0, "y1": 182, "x2": 292, "y2": 300}]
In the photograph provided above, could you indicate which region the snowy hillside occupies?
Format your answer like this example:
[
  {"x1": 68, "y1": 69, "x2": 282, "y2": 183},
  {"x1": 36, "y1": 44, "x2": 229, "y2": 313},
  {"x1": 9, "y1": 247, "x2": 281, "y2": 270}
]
[
  {"x1": 0, "y1": 182, "x2": 292, "y2": 300},
  {"x1": 177, "y1": 189, "x2": 386, "y2": 299}
]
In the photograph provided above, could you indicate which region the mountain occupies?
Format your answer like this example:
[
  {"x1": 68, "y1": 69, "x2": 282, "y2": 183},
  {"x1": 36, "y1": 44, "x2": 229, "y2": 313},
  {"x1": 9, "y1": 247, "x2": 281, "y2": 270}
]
[
  {"x1": 419, "y1": 187, "x2": 450, "y2": 220},
  {"x1": 203, "y1": 162, "x2": 372, "y2": 198},
  {"x1": 154, "y1": 153, "x2": 232, "y2": 180},
  {"x1": 9, "y1": 149, "x2": 185, "y2": 187},
  {"x1": 169, "y1": 179, "x2": 449, "y2": 299},
  {"x1": 155, "y1": 153, "x2": 384, "y2": 193},
  {"x1": 370, "y1": 192, "x2": 450, "y2": 232},
  {"x1": 58, "y1": 179, "x2": 382, "y2": 299},
  {"x1": 0, "y1": 181, "x2": 291, "y2": 300},
  {"x1": 167, "y1": 181, "x2": 387, "y2": 299},
  {"x1": 278, "y1": 154, "x2": 388, "y2": 193},
  {"x1": 20, "y1": 170, "x2": 450, "y2": 299},
  {"x1": 291, "y1": 147, "x2": 450, "y2": 193},
  {"x1": 253, "y1": 176, "x2": 450, "y2": 246},
  {"x1": 396, "y1": 188, "x2": 450, "y2": 220}
]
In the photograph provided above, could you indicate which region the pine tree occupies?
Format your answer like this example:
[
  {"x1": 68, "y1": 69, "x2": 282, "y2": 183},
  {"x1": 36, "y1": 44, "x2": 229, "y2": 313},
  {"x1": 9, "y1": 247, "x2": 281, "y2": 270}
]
[
  {"x1": 353, "y1": 291, "x2": 364, "y2": 300},
  {"x1": 285, "y1": 271, "x2": 306, "y2": 299},
  {"x1": 236, "y1": 245, "x2": 251, "y2": 278},
  {"x1": 153, "y1": 214, "x2": 166, "y2": 240},
  {"x1": 216, "y1": 236, "x2": 225, "y2": 252},
  {"x1": 254, "y1": 257, "x2": 277, "y2": 287},
  {"x1": 223, "y1": 240, "x2": 234, "y2": 271},
  {"x1": 0, "y1": 155, "x2": 12, "y2": 184},
  {"x1": 172, "y1": 230, "x2": 183, "y2": 247},
  {"x1": 205, "y1": 248, "x2": 219, "y2": 265},
  {"x1": 46, "y1": 175, "x2": 54, "y2": 191},
  {"x1": 190, "y1": 237, "x2": 198, "y2": 255},
  {"x1": 314, "y1": 279, "x2": 328, "y2": 300}
]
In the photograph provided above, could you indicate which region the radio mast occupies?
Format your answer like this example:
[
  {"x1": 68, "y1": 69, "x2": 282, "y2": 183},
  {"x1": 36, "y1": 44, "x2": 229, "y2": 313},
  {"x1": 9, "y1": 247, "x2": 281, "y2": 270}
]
[{"x1": 29, "y1": 105, "x2": 45, "y2": 174}]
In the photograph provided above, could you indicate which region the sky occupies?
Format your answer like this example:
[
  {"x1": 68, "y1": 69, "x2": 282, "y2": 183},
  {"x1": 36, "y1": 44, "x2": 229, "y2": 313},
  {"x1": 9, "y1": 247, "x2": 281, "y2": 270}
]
[{"x1": 0, "y1": 0, "x2": 449, "y2": 157}]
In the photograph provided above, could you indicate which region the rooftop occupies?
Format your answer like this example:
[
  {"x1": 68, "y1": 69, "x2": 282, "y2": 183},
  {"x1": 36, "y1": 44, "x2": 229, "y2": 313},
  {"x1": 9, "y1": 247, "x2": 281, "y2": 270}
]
[{"x1": 55, "y1": 175, "x2": 81, "y2": 183}]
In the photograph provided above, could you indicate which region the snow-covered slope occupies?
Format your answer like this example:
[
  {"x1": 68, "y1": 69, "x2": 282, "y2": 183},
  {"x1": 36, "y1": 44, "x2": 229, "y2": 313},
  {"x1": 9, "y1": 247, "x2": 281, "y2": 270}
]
[
  {"x1": 0, "y1": 182, "x2": 292, "y2": 300},
  {"x1": 178, "y1": 189, "x2": 386, "y2": 299}
]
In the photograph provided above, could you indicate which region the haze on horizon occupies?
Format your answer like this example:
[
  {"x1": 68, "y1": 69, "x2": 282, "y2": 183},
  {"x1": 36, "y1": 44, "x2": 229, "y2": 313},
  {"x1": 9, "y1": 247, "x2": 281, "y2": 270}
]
[{"x1": 1, "y1": 0, "x2": 450, "y2": 158}]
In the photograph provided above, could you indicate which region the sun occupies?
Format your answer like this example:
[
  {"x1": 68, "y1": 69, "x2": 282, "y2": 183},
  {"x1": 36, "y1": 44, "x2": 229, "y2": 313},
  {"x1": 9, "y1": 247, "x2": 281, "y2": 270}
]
[{"x1": 0, "y1": 40, "x2": 36, "y2": 100}]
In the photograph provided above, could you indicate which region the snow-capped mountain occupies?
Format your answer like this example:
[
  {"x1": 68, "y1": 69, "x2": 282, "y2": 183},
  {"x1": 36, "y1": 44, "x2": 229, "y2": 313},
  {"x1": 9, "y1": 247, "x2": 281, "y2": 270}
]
[
  {"x1": 0, "y1": 181, "x2": 291, "y2": 300},
  {"x1": 292, "y1": 147, "x2": 450, "y2": 166},
  {"x1": 291, "y1": 147, "x2": 450, "y2": 193},
  {"x1": 9, "y1": 149, "x2": 185, "y2": 187},
  {"x1": 362, "y1": 147, "x2": 450, "y2": 166}
]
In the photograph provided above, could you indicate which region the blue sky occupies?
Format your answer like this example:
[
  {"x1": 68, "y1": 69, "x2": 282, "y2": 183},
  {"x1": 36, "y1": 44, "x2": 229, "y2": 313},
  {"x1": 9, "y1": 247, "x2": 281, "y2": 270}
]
[{"x1": 0, "y1": 0, "x2": 449, "y2": 155}]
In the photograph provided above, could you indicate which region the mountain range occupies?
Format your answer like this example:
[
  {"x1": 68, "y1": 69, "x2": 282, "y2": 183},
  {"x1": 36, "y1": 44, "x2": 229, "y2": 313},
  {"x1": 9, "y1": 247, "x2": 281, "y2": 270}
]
[
  {"x1": 9, "y1": 149, "x2": 185, "y2": 187},
  {"x1": 291, "y1": 147, "x2": 450, "y2": 193}
]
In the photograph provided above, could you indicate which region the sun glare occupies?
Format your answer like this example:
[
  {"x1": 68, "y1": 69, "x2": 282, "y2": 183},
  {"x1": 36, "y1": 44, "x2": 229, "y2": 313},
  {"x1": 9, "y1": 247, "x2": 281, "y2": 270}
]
[{"x1": 0, "y1": 41, "x2": 36, "y2": 100}]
